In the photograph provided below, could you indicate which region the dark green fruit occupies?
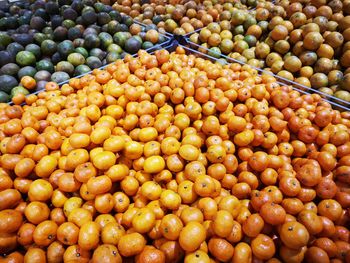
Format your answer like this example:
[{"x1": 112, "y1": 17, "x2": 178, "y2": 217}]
[
  {"x1": 25, "y1": 44, "x2": 41, "y2": 59},
  {"x1": 0, "y1": 32, "x2": 12, "y2": 48},
  {"x1": 51, "y1": 52, "x2": 63, "y2": 65},
  {"x1": 89, "y1": 48, "x2": 106, "y2": 60},
  {"x1": 59, "y1": 0, "x2": 73, "y2": 7},
  {"x1": 82, "y1": 11, "x2": 97, "y2": 25},
  {"x1": 244, "y1": 35, "x2": 257, "y2": 47},
  {"x1": 12, "y1": 33, "x2": 33, "y2": 47},
  {"x1": 68, "y1": 26, "x2": 82, "y2": 40},
  {"x1": 142, "y1": 41, "x2": 154, "y2": 50},
  {"x1": 106, "y1": 52, "x2": 120, "y2": 63},
  {"x1": 74, "y1": 64, "x2": 91, "y2": 76},
  {"x1": 33, "y1": 33, "x2": 47, "y2": 45},
  {"x1": 51, "y1": 71, "x2": 70, "y2": 84},
  {"x1": 158, "y1": 35, "x2": 167, "y2": 44},
  {"x1": 62, "y1": 19, "x2": 76, "y2": 29},
  {"x1": 36, "y1": 59, "x2": 54, "y2": 73},
  {"x1": 116, "y1": 23, "x2": 128, "y2": 32},
  {"x1": 107, "y1": 21, "x2": 119, "y2": 35},
  {"x1": 0, "y1": 75, "x2": 18, "y2": 93},
  {"x1": 57, "y1": 40, "x2": 75, "y2": 57},
  {"x1": 133, "y1": 35, "x2": 143, "y2": 44},
  {"x1": 76, "y1": 16, "x2": 83, "y2": 25},
  {"x1": 34, "y1": 8, "x2": 49, "y2": 20},
  {"x1": 99, "y1": 32, "x2": 113, "y2": 49},
  {"x1": 67, "y1": 52, "x2": 85, "y2": 66},
  {"x1": 41, "y1": 39, "x2": 57, "y2": 56},
  {"x1": 93, "y1": 2, "x2": 105, "y2": 13},
  {"x1": 86, "y1": 56, "x2": 102, "y2": 69},
  {"x1": 101, "y1": 24, "x2": 108, "y2": 33},
  {"x1": 82, "y1": 5, "x2": 95, "y2": 14},
  {"x1": 109, "y1": 10, "x2": 121, "y2": 22},
  {"x1": 107, "y1": 43, "x2": 122, "y2": 54},
  {"x1": 30, "y1": 16, "x2": 46, "y2": 31},
  {"x1": 63, "y1": 8, "x2": 78, "y2": 20},
  {"x1": 97, "y1": 12, "x2": 111, "y2": 26},
  {"x1": 0, "y1": 51, "x2": 14, "y2": 67},
  {"x1": 34, "y1": 70, "x2": 52, "y2": 82},
  {"x1": 247, "y1": 0, "x2": 257, "y2": 7},
  {"x1": 0, "y1": 91, "x2": 10, "y2": 102},
  {"x1": 51, "y1": 15, "x2": 63, "y2": 29},
  {"x1": 56, "y1": 61, "x2": 74, "y2": 75},
  {"x1": 45, "y1": 1, "x2": 59, "y2": 15},
  {"x1": 153, "y1": 15, "x2": 162, "y2": 25},
  {"x1": 18, "y1": 66, "x2": 37, "y2": 79},
  {"x1": 18, "y1": 16, "x2": 31, "y2": 26},
  {"x1": 113, "y1": 32, "x2": 129, "y2": 48},
  {"x1": 16, "y1": 51, "x2": 36, "y2": 66},
  {"x1": 6, "y1": 42, "x2": 24, "y2": 56},
  {"x1": 145, "y1": 24, "x2": 158, "y2": 31},
  {"x1": 84, "y1": 34, "x2": 100, "y2": 49},
  {"x1": 75, "y1": 47, "x2": 89, "y2": 58},
  {"x1": 1, "y1": 63, "x2": 20, "y2": 76},
  {"x1": 53, "y1": 26, "x2": 68, "y2": 41},
  {"x1": 0, "y1": 17, "x2": 18, "y2": 30},
  {"x1": 124, "y1": 37, "x2": 142, "y2": 54},
  {"x1": 122, "y1": 15, "x2": 133, "y2": 27},
  {"x1": 71, "y1": 0, "x2": 84, "y2": 13},
  {"x1": 42, "y1": 27, "x2": 53, "y2": 36},
  {"x1": 83, "y1": 27, "x2": 98, "y2": 37}
]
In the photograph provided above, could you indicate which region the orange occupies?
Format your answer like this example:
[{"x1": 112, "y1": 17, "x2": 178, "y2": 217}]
[
  {"x1": 118, "y1": 233, "x2": 146, "y2": 257},
  {"x1": 132, "y1": 207, "x2": 156, "y2": 233},
  {"x1": 179, "y1": 221, "x2": 206, "y2": 252},
  {"x1": 143, "y1": 156, "x2": 165, "y2": 174},
  {"x1": 179, "y1": 144, "x2": 200, "y2": 161},
  {"x1": 91, "y1": 151, "x2": 116, "y2": 170}
]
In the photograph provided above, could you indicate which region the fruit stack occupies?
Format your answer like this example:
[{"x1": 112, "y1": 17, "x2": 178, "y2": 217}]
[
  {"x1": 112, "y1": 0, "x2": 264, "y2": 35},
  {"x1": 0, "y1": 46, "x2": 350, "y2": 262}
]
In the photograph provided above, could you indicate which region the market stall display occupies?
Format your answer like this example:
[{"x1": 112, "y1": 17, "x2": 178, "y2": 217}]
[{"x1": 0, "y1": 0, "x2": 349, "y2": 262}]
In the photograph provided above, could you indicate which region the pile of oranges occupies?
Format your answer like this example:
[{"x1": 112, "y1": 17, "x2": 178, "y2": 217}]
[{"x1": 0, "y1": 46, "x2": 349, "y2": 262}]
